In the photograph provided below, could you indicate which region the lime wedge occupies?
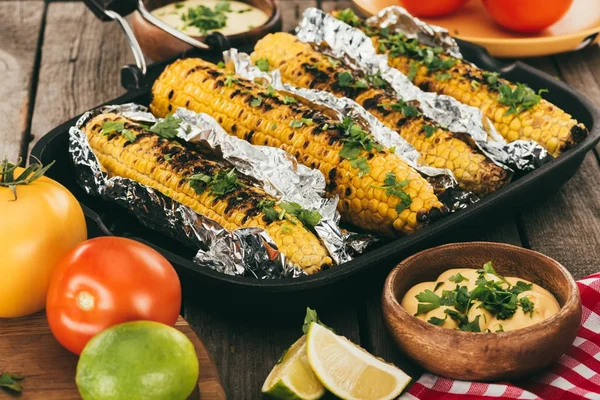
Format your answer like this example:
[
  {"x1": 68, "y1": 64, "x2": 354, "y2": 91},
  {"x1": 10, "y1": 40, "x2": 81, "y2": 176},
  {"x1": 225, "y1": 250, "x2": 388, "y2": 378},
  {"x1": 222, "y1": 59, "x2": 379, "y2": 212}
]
[
  {"x1": 306, "y1": 323, "x2": 411, "y2": 400},
  {"x1": 262, "y1": 335, "x2": 325, "y2": 400}
]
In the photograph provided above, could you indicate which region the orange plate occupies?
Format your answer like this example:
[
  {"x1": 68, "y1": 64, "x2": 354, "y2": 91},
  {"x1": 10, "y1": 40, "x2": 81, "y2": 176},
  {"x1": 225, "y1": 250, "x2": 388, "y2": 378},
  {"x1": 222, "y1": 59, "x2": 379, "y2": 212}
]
[{"x1": 351, "y1": 0, "x2": 600, "y2": 58}]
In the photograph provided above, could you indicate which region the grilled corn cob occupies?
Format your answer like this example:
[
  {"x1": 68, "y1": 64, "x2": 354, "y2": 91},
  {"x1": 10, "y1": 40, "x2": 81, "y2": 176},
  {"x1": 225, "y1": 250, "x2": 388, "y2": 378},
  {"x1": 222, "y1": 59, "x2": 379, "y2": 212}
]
[
  {"x1": 83, "y1": 112, "x2": 332, "y2": 273},
  {"x1": 252, "y1": 32, "x2": 508, "y2": 196},
  {"x1": 150, "y1": 58, "x2": 445, "y2": 236},
  {"x1": 333, "y1": 9, "x2": 588, "y2": 157}
]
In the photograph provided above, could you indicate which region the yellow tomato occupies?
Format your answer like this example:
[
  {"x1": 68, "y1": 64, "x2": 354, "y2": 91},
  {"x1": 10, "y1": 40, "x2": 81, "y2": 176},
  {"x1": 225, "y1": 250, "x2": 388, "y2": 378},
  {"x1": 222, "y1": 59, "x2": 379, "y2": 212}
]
[{"x1": 0, "y1": 166, "x2": 87, "y2": 317}]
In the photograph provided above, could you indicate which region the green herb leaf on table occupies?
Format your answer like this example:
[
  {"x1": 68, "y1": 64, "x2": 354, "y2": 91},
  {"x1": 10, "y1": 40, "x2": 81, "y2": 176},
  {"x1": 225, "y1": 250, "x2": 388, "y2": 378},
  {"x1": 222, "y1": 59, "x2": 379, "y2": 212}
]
[
  {"x1": 0, "y1": 372, "x2": 24, "y2": 393},
  {"x1": 302, "y1": 307, "x2": 333, "y2": 334}
]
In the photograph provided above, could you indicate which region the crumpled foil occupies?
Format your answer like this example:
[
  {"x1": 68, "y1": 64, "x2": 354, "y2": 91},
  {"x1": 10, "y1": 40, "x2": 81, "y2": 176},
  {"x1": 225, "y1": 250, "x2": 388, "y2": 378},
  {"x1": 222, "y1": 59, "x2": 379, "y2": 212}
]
[
  {"x1": 366, "y1": 6, "x2": 462, "y2": 58},
  {"x1": 224, "y1": 48, "x2": 458, "y2": 189},
  {"x1": 295, "y1": 7, "x2": 551, "y2": 173},
  {"x1": 69, "y1": 104, "x2": 354, "y2": 279}
]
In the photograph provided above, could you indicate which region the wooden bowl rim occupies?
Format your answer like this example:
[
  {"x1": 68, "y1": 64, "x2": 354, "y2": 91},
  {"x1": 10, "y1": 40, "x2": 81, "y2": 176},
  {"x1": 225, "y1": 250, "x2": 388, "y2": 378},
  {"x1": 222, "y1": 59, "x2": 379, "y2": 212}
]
[
  {"x1": 134, "y1": 0, "x2": 280, "y2": 41},
  {"x1": 383, "y1": 241, "x2": 581, "y2": 339}
]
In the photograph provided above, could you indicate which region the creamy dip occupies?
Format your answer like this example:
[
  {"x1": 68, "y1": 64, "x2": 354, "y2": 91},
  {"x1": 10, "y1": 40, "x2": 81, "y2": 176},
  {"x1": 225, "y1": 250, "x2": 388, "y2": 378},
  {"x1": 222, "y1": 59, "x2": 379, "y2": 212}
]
[
  {"x1": 401, "y1": 266, "x2": 560, "y2": 332},
  {"x1": 152, "y1": 0, "x2": 269, "y2": 36}
]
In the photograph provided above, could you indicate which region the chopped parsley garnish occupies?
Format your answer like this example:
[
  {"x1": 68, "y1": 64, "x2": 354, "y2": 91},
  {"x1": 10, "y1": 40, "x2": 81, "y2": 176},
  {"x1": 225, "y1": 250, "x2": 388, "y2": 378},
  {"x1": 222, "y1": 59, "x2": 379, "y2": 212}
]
[
  {"x1": 407, "y1": 62, "x2": 419, "y2": 82},
  {"x1": 367, "y1": 72, "x2": 389, "y2": 89},
  {"x1": 371, "y1": 172, "x2": 412, "y2": 213},
  {"x1": 449, "y1": 273, "x2": 468, "y2": 283},
  {"x1": 471, "y1": 80, "x2": 480, "y2": 91},
  {"x1": 174, "y1": 3, "x2": 185, "y2": 9},
  {"x1": 498, "y1": 83, "x2": 547, "y2": 116},
  {"x1": 217, "y1": 61, "x2": 225, "y2": 68},
  {"x1": 350, "y1": 156, "x2": 370, "y2": 177},
  {"x1": 185, "y1": 169, "x2": 247, "y2": 198},
  {"x1": 180, "y1": 1, "x2": 233, "y2": 35},
  {"x1": 336, "y1": 8, "x2": 361, "y2": 26},
  {"x1": 422, "y1": 125, "x2": 437, "y2": 138},
  {"x1": 0, "y1": 372, "x2": 24, "y2": 393},
  {"x1": 250, "y1": 96, "x2": 263, "y2": 107},
  {"x1": 336, "y1": 117, "x2": 382, "y2": 164},
  {"x1": 149, "y1": 114, "x2": 182, "y2": 139},
  {"x1": 256, "y1": 57, "x2": 270, "y2": 72},
  {"x1": 435, "y1": 72, "x2": 452, "y2": 81},
  {"x1": 282, "y1": 95, "x2": 297, "y2": 105},
  {"x1": 264, "y1": 85, "x2": 276, "y2": 97},
  {"x1": 224, "y1": 73, "x2": 239, "y2": 87},
  {"x1": 377, "y1": 99, "x2": 421, "y2": 118},
  {"x1": 417, "y1": 261, "x2": 537, "y2": 332},
  {"x1": 121, "y1": 129, "x2": 136, "y2": 143},
  {"x1": 258, "y1": 199, "x2": 322, "y2": 229},
  {"x1": 289, "y1": 118, "x2": 313, "y2": 128},
  {"x1": 336, "y1": 71, "x2": 368, "y2": 90},
  {"x1": 427, "y1": 316, "x2": 446, "y2": 326},
  {"x1": 101, "y1": 121, "x2": 125, "y2": 135}
]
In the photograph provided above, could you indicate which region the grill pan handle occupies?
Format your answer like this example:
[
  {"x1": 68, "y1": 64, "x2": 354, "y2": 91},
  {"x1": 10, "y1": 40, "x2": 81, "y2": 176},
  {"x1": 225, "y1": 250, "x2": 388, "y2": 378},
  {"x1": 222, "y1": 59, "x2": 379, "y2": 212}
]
[{"x1": 82, "y1": 0, "x2": 138, "y2": 21}]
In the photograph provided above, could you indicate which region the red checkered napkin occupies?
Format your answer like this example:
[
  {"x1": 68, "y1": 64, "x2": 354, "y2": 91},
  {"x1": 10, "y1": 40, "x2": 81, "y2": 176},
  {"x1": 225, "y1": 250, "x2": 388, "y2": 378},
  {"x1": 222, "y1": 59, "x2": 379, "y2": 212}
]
[{"x1": 400, "y1": 272, "x2": 600, "y2": 400}]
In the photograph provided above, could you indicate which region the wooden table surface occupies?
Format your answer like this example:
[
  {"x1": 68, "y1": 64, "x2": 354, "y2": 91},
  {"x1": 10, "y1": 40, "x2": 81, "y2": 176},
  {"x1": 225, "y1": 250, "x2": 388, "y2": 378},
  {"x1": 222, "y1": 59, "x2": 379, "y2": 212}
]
[{"x1": 1, "y1": 0, "x2": 599, "y2": 398}]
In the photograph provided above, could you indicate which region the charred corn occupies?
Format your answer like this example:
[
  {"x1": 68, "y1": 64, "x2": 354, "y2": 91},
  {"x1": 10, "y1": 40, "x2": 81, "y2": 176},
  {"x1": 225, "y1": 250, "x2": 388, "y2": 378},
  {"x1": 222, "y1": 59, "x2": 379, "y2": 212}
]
[
  {"x1": 333, "y1": 9, "x2": 588, "y2": 157},
  {"x1": 82, "y1": 112, "x2": 332, "y2": 273},
  {"x1": 252, "y1": 32, "x2": 508, "y2": 196},
  {"x1": 150, "y1": 58, "x2": 445, "y2": 236}
]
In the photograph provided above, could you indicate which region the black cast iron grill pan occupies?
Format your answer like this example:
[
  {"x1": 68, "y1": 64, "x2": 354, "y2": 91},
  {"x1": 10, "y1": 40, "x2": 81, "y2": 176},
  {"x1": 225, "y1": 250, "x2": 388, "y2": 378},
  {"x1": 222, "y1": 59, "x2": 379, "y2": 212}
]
[{"x1": 31, "y1": 38, "x2": 600, "y2": 310}]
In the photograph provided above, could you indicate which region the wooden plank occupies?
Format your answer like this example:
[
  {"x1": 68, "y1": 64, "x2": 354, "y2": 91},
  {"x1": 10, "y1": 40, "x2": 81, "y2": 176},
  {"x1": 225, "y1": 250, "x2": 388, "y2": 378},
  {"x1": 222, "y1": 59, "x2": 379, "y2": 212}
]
[
  {"x1": 29, "y1": 1, "x2": 133, "y2": 153},
  {"x1": 0, "y1": 1, "x2": 44, "y2": 161},
  {"x1": 517, "y1": 49, "x2": 600, "y2": 280},
  {"x1": 184, "y1": 304, "x2": 360, "y2": 399}
]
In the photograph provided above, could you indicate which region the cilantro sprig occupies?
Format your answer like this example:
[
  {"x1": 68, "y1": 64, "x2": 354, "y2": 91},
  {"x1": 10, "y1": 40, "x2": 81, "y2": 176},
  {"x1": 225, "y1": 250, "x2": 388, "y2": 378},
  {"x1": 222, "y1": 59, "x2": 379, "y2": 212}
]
[
  {"x1": 0, "y1": 372, "x2": 24, "y2": 393},
  {"x1": 414, "y1": 262, "x2": 536, "y2": 332},
  {"x1": 481, "y1": 72, "x2": 547, "y2": 115},
  {"x1": 179, "y1": 1, "x2": 232, "y2": 35},
  {"x1": 371, "y1": 172, "x2": 412, "y2": 213},
  {"x1": 149, "y1": 114, "x2": 182, "y2": 139},
  {"x1": 255, "y1": 57, "x2": 270, "y2": 72},
  {"x1": 377, "y1": 99, "x2": 421, "y2": 118},
  {"x1": 101, "y1": 120, "x2": 138, "y2": 143},
  {"x1": 336, "y1": 117, "x2": 382, "y2": 174},
  {"x1": 257, "y1": 199, "x2": 322, "y2": 229},
  {"x1": 185, "y1": 169, "x2": 247, "y2": 198}
]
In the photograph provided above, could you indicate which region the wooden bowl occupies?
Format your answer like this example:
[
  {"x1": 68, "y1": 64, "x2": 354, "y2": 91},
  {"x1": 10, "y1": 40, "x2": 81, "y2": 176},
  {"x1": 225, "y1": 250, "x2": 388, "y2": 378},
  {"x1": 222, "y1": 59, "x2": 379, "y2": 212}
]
[
  {"x1": 382, "y1": 242, "x2": 582, "y2": 381},
  {"x1": 132, "y1": 0, "x2": 282, "y2": 61}
]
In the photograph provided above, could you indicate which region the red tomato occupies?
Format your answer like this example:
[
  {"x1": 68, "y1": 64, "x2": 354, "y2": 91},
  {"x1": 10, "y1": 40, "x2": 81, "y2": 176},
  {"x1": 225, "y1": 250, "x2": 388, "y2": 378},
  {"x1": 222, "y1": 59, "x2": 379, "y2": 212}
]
[
  {"x1": 46, "y1": 237, "x2": 181, "y2": 354},
  {"x1": 401, "y1": 0, "x2": 469, "y2": 17},
  {"x1": 483, "y1": 0, "x2": 573, "y2": 33}
]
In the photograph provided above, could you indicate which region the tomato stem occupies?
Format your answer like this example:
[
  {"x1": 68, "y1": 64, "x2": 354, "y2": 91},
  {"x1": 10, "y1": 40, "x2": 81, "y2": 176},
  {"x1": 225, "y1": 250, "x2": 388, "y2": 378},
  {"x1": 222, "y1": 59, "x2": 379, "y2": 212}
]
[{"x1": 0, "y1": 157, "x2": 55, "y2": 201}]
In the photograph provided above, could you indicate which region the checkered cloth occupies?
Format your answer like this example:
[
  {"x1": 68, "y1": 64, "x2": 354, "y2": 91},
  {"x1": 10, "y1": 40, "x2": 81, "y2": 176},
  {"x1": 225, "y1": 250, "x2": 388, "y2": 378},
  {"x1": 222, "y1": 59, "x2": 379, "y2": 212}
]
[{"x1": 400, "y1": 272, "x2": 600, "y2": 400}]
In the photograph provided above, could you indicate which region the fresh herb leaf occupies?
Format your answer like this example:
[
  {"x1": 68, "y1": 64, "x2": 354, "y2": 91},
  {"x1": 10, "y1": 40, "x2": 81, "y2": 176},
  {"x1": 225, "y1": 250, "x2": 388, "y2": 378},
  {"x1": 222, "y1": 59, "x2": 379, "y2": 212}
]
[
  {"x1": 511, "y1": 281, "x2": 533, "y2": 295},
  {"x1": 289, "y1": 118, "x2": 313, "y2": 128},
  {"x1": 483, "y1": 71, "x2": 501, "y2": 88},
  {"x1": 302, "y1": 307, "x2": 333, "y2": 334},
  {"x1": 422, "y1": 125, "x2": 437, "y2": 138},
  {"x1": 224, "y1": 73, "x2": 239, "y2": 87},
  {"x1": 174, "y1": 2, "x2": 185, "y2": 9},
  {"x1": 337, "y1": 71, "x2": 368, "y2": 90},
  {"x1": 271, "y1": 123, "x2": 277, "y2": 130},
  {"x1": 371, "y1": 172, "x2": 412, "y2": 213},
  {"x1": 435, "y1": 72, "x2": 452, "y2": 81},
  {"x1": 280, "y1": 202, "x2": 322, "y2": 229},
  {"x1": 101, "y1": 121, "x2": 125, "y2": 135},
  {"x1": 339, "y1": 142, "x2": 362, "y2": 160},
  {"x1": 471, "y1": 80, "x2": 480, "y2": 91},
  {"x1": 449, "y1": 273, "x2": 469, "y2": 284},
  {"x1": 336, "y1": 8, "x2": 361, "y2": 26},
  {"x1": 460, "y1": 315, "x2": 481, "y2": 332},
  {"x1": 185, "y1": 169, "x2": 246, "y2": 198},
  {"x1": 121, "y1": 129, "x2": 136, "y2": 143},
  {"x1": 496, "y1": 324, "x2": 504, "y2": 332},
  {"x1": 519, "y1": 296, "x2": 535, "y2": 317},
  {"x1": 336, "y1": 117, "x2": 382, "y2": 164},
  {"x1": 149, "y1": 114, "x2": 181, "y2": 139},
  {"x1": 180, "y1": 2, "x2": 230, "y2": 34},
  {"x1": 281, "y1": 224, "x2": 293, "y2": 234},
  {"x1": 257, "y1": 199, "x2": 280, "y2": 223},
  {"x1": 250, "y1": 96, "x2": 263, "y2": 107},
  {"x1": 498, "y1": 83, "x2": 547, "y2": 115},
  {"x1": 427, "y1": 316, "x2": 446, "y2": 326},
  {"x1": 0, "y1": 372, "x2": 24, "y2": 393},
  {"x1": 256, "y1": 57, "x2": 270, "y2": 72},
  {"x1": 264, "y1": 85, "x2": 276, "y2": 97},
  {"x1": 433, "y1": 281, "x2": 444, "y2": 292},
  {"x1": 377, "y1": 100, "x2": 421, "y2": 118},
  {"x1": 217, "y1": 61, "x2": 225, "y2": 68},
  {"x1": 282, "y1": 95, "x2": 297, "y2": 104},
  {"x1": 350, "y1": 156, "x2": 370, "y2": 176},
  {"x1": 367, "y1": 72, "x2": 389, "y2": 89},
  {"x1": 389, "y1": 146, "x2": 396, "y2": 154},
  {"x1": 415, "y1": 290, "x2": 441, "y2": 315}
]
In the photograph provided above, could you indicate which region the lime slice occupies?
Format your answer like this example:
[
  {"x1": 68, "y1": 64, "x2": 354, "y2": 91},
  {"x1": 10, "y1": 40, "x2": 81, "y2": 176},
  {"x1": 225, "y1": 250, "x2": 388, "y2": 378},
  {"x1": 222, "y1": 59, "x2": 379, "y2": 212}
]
[
  {"x1": 306, "y1": 323, "x2": 411, "y2": 400},
  {"x1": 262, "y1": 335, "x2": 325, "y2": 400}
]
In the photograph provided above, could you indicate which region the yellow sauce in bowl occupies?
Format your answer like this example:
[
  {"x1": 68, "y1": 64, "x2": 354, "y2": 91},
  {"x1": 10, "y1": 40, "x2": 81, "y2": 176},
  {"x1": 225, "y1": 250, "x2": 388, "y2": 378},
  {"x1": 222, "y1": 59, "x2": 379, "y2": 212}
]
[
  {"x1": 152, "y1": 0, "x2": 269, "y2": 37},
  {"x1": 401, "y1": 265, "x2": 560, "y2": 332}
]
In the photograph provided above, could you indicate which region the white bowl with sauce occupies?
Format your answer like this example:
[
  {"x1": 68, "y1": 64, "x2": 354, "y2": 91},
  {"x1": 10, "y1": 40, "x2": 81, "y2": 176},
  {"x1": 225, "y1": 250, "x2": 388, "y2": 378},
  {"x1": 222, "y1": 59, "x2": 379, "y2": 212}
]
[
  {"x1": 382, "y1": 242, "x2": 582, "y2": 381},
  {"x1": 132, "y1": 0, "x2": 281, "y2": 61}
]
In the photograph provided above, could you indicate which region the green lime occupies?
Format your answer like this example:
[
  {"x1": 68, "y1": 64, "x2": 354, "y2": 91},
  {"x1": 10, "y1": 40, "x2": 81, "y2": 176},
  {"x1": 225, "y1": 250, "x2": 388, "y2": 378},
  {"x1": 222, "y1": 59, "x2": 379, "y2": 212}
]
[
  {"x1": 262, "y1": 335, "x2": 325, "y2": 400},
  {"x1": 76, "y1": 321, "x2": 199, "y2": 400}
]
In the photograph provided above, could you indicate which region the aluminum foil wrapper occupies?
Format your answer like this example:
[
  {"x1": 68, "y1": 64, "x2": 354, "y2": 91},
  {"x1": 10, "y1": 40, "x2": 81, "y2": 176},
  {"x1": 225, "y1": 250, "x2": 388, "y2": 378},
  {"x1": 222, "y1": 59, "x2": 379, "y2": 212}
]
[
  {"x1": 69, "y1": 104, "x2": 351, "y2": 279},
  {"x1": 366, "y1": 6, "x2": 462, "y2": 58},
  {"x1": 295, "y1": 8, "x2": 551, "y2": 173},
  {"x1": 224, "y1": 48, "x2": 458, "y2": 189}
]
